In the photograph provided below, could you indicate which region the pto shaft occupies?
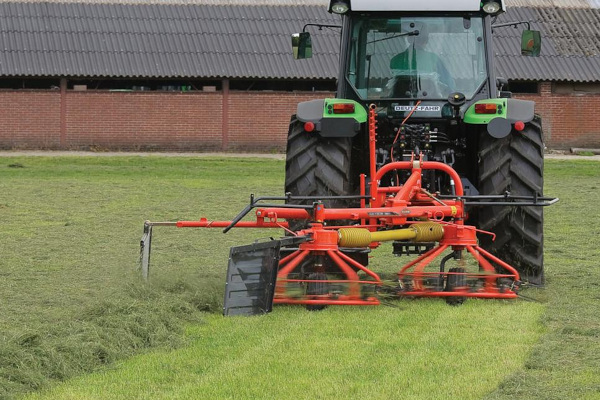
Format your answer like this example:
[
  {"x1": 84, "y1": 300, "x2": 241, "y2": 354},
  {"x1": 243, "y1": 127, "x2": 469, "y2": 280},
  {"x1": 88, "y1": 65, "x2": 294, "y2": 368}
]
[{"x1": 338, "y1": 222, "x2": 444, "y2": 247}]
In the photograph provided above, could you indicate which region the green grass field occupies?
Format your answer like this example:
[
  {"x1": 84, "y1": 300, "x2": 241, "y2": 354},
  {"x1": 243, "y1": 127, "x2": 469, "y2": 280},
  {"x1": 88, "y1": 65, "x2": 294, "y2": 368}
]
[{"x1": 0, "y1": 156, "x2": 598, "y2": 399}]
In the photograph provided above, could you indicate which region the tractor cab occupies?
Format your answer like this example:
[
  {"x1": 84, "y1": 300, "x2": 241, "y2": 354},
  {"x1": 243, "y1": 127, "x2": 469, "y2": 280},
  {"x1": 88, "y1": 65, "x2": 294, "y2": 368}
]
[
  {"x1": 344, "y1": 15, "x2": 489, "y2": 115},
  {"x1": 295, "y1": 0, "x2": 540, "y2": 112}
]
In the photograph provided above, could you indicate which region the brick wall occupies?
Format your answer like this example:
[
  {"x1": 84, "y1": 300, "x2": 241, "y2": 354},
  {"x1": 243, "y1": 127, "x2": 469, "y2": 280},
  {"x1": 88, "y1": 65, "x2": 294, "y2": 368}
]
[
  {"x1": 0, "y1": 89, "x2": 329, "y2": 151},
  {"x1": 66, "y1": 92, "x2": 224, "y2": 151},
  {"x1": 515, "y1": 82, "x2": 600, "y2": 149},
  {"x1": 0, "y1": 91, "x2": 61, "y2": 149},
  {"x1": 226, "y1": 91, "x2": 330, "y2": 151},
  {"x1": 1, "y1": 84, "x2": 599, "y2": 151}
]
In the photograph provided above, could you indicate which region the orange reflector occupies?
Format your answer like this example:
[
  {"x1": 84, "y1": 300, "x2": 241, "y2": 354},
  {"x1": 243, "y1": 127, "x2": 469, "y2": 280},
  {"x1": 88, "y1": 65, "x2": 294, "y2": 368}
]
[
  {"x1": 304, "y1": 121, "x2": 315, "y2": 132},
  {"x1": 474, "y1": 103, "x2": 498, "y2": 114},
  {"x1": 332, "y1": 103, "x2": 355, "y2": 114}
]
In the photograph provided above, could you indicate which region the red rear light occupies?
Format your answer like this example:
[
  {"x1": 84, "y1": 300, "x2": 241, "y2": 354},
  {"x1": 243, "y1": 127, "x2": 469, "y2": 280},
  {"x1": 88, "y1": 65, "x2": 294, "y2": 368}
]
[
  {"x1": 332, "y1": 103, "x2": 355, "y2": 114},
  {"x1": 474, "y1": 103, "x2": 498, "y2": 114}
]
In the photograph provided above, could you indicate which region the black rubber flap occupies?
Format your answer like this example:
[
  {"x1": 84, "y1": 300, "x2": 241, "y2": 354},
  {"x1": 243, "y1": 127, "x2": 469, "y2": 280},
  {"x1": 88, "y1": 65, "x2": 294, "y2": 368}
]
[
  {"x1": 223, "y1": 240, "x2": 281, "y2": 316},
  {"x1": 320, "y1": 117, "x2": 359, "y2": 137}
]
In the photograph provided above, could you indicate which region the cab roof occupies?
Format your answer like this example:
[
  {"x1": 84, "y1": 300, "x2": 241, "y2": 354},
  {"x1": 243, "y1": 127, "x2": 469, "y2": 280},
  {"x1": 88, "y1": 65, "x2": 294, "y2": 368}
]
[{"x1": 346, "y1": 0, "x2": 504, "y2": 12}]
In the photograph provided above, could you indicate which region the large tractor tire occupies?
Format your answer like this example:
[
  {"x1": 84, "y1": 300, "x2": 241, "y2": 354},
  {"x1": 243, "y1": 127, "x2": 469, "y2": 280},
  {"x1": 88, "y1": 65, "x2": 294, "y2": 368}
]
[
  {"x1": 477, "y1": 117, "x2": 545, "y2": 285},
  {"x1": 284, "y1": 116, "x2": 355, "y2": 232}
]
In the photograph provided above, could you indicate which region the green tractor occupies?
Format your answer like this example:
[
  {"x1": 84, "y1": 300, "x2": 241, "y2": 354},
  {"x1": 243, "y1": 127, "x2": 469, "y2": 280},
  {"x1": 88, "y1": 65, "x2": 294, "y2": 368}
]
[{"x1": 286, "y1": 0, "x2": 545, "y2": 284}]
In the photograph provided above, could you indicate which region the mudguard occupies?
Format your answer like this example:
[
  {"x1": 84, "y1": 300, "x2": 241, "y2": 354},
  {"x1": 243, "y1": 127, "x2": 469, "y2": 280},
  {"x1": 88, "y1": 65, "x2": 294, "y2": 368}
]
[
  {"x1": 464, "y1": 98, "x2": 536, "y2": 125},
  {"x1": 295, "y1": 98, "x2": 367, "y2": 138},
  {"x1": 464, "y1": 98, "x2": 536, "y2": 138},
  {"x1": 506, "y1": 98, "x2": 535, "y2": 124},
  {"x1": 297, "y1": 99, "x2": 325, "y2": 123}
]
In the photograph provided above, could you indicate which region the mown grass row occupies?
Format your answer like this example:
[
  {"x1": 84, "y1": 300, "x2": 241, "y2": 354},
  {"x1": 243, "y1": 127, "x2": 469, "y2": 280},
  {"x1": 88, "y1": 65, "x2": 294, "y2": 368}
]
[
  {"x1": 0, "y1": 156, "x2": 281, "y2": 399},
  {"x1": 27, "y1": 303, "x2": 543, "y2": 400}
]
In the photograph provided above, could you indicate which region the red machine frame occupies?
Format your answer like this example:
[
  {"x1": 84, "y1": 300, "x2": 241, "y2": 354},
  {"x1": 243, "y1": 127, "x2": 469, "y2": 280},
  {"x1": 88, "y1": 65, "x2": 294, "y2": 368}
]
[{"x1": 168, "y1": 105, "x2": 532, "y2": 306}]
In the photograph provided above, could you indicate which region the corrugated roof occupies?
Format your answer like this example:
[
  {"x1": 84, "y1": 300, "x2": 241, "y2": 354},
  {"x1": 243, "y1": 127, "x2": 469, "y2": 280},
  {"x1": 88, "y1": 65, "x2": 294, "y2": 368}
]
[
  {"x1": 0, "y1": 0, "x2": 330, "y2": 4},
  {"x1": 0, "y1": 1, "x2": 599, "y2": 81},
  {"x1": 505, "y1": 0, "x2": 600, "y2": 8},
  {"x1": 493, "y1": 7, "x2": 600, "y2": 81},
  {"x1": 0, "y1": 0, "x2": 596, "y2": 7},
  {"x1": 0, "y1": 2, "x2": 340, "y2": 79}
]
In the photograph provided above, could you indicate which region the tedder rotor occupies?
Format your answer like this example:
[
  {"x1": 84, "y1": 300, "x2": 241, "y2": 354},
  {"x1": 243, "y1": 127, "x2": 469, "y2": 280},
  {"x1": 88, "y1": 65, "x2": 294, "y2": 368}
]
[{"x1": 140, "y1": 106, "x2": 557, "y2": 315}]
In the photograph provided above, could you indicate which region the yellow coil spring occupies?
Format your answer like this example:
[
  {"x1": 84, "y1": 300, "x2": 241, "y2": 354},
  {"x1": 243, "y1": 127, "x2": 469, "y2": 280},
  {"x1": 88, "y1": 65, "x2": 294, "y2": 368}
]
[
  {"x1": 338, "y1": 223, "x2": 444, "y2": 247},
  {"x1": 412, "y1": 222, "x2": 444, "y2": 242},
  {"x1": 338, "y1": 228, "x2": 372, "y2": 247}
]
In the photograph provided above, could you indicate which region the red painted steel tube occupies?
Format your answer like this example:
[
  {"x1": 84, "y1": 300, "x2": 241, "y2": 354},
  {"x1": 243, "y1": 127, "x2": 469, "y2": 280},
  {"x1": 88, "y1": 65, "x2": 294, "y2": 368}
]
[
  {"x1": 359, "y1": 173, "x2": 367, "y2": 226},
  {"x1": 277, "y1": 249, "x2": 310, "y2": 278},
  {"x1": 375, "y1": 161, "x2": 411, "y2": 182},
  {"x1": 336, "y1": 251, "x2": 381, "y2": 282},
  {"x1": 399, "y1": 272, "x2": 516, "y2": 278},
  {"x1": 398, "y1": 244, "x2": 448, "y2": 277},
  {"x1": 257, "y1": 208, "x2": 310, "y2": 220},
  {"x1": 278, "y1": 249, "x2": 302, "y2": 266},
  {"x1": 369, "y1": 106, "x2": 378, "y2": 202},
  {"x1": 254, "y1": 205, "x2": 460, "y2": 223},
  {"x1": 375, "y1": 161, "x2": 464, "y2": 196},
  {"x1": 412, "y1": 244, "x2": 449, "y2": 289},
  {"x1": 393, "y1": 168, "x2": 422, "y2": 203},
  {"x1": 474, "y1": 246, "x2": 521, "y2": 280},
  {"x1": 399, "y1": 292, "x2": 517, "y2": 299},
  {"x1": 466, "y1": 245, "x2": 497, "y2": 273},
  {"x1": 176, "y1": 220, "x2": 288, "y2": 228},
  {"x1": 273, "y1": 298, "x2": 380, "y2": 305},
  {"x1": 280, "y1": 279, "x2": 380, "y2": 285},
  {"x1": 327, "y1": 250, "x2": 360, "y2": 297},
  {"x1": 323, "y1": 205, "x2": 460, "y2": 220},
  {"x1": 377, "y1": 186, "x2": 405, "y2": 193},
  {"x1": 466, "y1": 245, "x2": 499, "y2": 287},
  {"x1": 360, "y1": 173, "x2": 366, "y2": 209}
]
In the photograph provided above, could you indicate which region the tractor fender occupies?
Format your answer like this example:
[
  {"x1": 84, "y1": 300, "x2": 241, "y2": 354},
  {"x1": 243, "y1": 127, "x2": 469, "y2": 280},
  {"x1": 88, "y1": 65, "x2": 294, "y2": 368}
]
[
  {"x1": 295, "y1": 98, "x2": 365, "y2": 138},
  {"x1": 506, "y1": 98, "x2": 535, "y2": 124},
  {"x1": 487, "y1": 99, "x2": 536, "y2": 138},
  {"x1": 464, "y1": 98, "x2": 536, "y2": 139},
  {"x1": 297, "y1": 99, "x2": 324, "y2": 123}
]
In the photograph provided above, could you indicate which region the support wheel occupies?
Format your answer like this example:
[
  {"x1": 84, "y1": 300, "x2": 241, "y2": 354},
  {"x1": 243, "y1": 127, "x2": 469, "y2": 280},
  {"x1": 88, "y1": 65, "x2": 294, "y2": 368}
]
[
  {"x1": 477, "y1": 117, "x2": 545, "y2": 285},
  {"x1": 306, "y1": 272, "x2": 329, "y2": 311},
  {"x1": 445, "y1": 267, "x2": 466, "y2": 306}
]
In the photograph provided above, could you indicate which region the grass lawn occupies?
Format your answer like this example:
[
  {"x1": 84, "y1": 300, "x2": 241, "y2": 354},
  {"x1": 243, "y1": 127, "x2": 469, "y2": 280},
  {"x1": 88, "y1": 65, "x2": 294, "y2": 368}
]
[
  {"x1": 25, "y1": 304, "x2": 542, "y2": 400},
  {"x1": 486, "y1": 160, "x2": 600, "y2": 400},
  {"x1": 0, "y1": 156, "x2": 598, "y2": 399}
]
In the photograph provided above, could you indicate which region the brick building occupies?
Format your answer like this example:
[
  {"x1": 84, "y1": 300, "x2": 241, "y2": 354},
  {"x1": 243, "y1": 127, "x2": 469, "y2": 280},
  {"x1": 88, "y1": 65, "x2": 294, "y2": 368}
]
[{"x1": 1, "y1": 0, "x2": 599, "y2": 151}]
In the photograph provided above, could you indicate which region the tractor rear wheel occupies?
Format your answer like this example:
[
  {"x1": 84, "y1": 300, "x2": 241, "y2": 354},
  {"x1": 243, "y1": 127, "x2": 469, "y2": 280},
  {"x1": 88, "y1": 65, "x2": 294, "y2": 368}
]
[
  {"x1": 284, "y1": 116, "x2": 355, "y2": 231},
  {"x1": 477, "y1": 117, "x2": 545, "y2": 285}
]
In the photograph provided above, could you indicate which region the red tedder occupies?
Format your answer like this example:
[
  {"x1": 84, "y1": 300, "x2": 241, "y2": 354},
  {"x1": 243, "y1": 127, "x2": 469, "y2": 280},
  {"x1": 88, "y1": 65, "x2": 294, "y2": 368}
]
[{"x1": 141, "y1": 105, "x2": 557, "y2": 313}]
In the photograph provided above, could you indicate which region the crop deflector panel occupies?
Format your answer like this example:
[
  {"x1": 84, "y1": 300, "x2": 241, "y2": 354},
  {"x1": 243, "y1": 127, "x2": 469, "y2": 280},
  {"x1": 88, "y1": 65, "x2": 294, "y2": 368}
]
[{"x1": 223, "y1": 240, "x2": 281, "y2": 316}]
